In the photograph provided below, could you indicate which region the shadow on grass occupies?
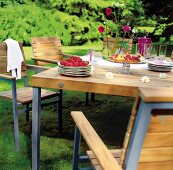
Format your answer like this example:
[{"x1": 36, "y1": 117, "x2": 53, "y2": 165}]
[{"x1": 0, "y1": 91, "x2": 134, "y2": 169}]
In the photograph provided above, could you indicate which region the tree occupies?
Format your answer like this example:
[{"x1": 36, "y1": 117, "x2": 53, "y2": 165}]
[{"x1": 142, "y1": 0, "x2": 173, "y2": 41}]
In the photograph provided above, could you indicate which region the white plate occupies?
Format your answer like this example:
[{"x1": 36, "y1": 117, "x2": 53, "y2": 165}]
[{"x1": 58, "y1": 62, "x2": 91, "y2": 76}]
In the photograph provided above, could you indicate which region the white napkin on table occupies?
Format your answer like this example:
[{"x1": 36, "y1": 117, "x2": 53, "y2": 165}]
[
  {"x1": 81, "y1": 55, "x2": 148, "y2": 69},
  {"x1": 4, "y1": 38, "x2": 24, "y2": 79}
]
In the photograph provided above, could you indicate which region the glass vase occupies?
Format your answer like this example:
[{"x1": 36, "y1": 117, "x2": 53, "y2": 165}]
[
  {"x1": 121, "y1": 62, "x2": 131, "y2": 74},
  {"x1": 102, "y1": 45, "x2": 110, "y2": 60}
]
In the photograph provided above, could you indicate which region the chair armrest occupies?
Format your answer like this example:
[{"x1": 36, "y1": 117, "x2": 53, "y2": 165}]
[
  {"x1": 26, "y1": 64, "x2": 50, "y2": 72},
  {"x1": 31, "y1": 57, "x2": 58, "y2": 64},
  {"x1": 0, "y1": 74, "x2": 15, "y2": 80},
  {"x1": 71, "y1": 111, "x2": 122, "y2": 170}
]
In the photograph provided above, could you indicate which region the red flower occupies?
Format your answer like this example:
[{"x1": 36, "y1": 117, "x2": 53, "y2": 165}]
[
  {"x1": 122, "y1": 25, "x2": 131, "y2": 33},
  {"x1": 105, "y1": 8, "x2": 112, "y2": 16},
  {"x1": 98, "y1": 26, "x2": 105, "y2": 33}
]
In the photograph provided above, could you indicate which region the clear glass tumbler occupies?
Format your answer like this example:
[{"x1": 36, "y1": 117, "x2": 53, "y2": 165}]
[{"x1": 159, "y1": 45, "x2": 167, "y2": 60}]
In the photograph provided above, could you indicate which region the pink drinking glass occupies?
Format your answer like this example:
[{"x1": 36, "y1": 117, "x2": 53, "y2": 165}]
[{"x1": 137, "y1": 37, "x2": 151, "y2": 56}]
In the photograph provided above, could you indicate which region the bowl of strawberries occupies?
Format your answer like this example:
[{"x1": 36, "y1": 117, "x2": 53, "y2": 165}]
[{"x1": 58, "y1": 56, "x2": 91, "y2": 76}]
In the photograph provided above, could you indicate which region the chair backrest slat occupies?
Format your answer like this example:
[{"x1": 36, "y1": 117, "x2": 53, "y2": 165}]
[
  {"x1": 31, "y1": 37, "x2": 63, "y2": 65},
  {"x1": 0, "y1": 42, "x2": 27, "y2": 77}
]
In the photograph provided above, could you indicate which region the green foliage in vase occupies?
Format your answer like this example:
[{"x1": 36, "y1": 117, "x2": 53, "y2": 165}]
[{"x1": 0, "y1": 4, "x2": 71, "y2": 45}]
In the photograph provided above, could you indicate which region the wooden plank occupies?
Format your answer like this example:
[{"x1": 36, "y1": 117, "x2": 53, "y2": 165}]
[
  {"x1": 0, "y1": 62, "x2": 7, "y2": 73},
  {"x1": 143, "y1": 132, "x2": 173, "y2": 147},
  {"x1": 87, "y1": 149, "x2": 122, "y2": 159},
  {"x1": 31, "y1": 57, "x2": 58, "y2": 64},
  {"x1": 148, "y1": 114, "x2": 173, "y2": 133},
  {"x1": 0, "y1": 51, "x2": 7, "y2": 56},
  {"x1": 31, "y1": 37, "x2": 63, "y2": 66},
  {"x1": 124, "y1": 132, "x2": 173, "y2": 148},
  {"x1": 71, "y1": 111, "x2": 122, "y2": 170},
  {"x1": 0, "y1": 42, "x2": 7, "y2": 50},
  {"x1": 87, "y1": 149, "x2": 121, "y2": 170},
  {"x1": 32, "y1": 43, "x2": 62, "y2": 48},
  {"x1": 0, "y1": 73, "x2": 15, "y2": 80},
  {"x1": 0, "y1": 87, "x2": 58, "y2": 104},
  {"x1": 30, "y1": 66, "x2": 173, "y2": 97},
  {"x1": 31, "y1": 37, "x2": 61, "y2": 43},
  {"x1": 139, "y1": 147, "x2": 173, "y2": 162},
  {"x1": 33, "y1": 51, "x2": 63, "y2": 56},
  {"x1": 139, "y1": 87, "x2": 173, "y2": 102},
  {"x1": 0, "y1": 56, "x2": 7, "y2": 62},
  {"x1": 33, "y1": 47, "x2": 62, "y2": 53},
  {"x1": 138, "y1": 161, "x2": 173, "y2": 170}
]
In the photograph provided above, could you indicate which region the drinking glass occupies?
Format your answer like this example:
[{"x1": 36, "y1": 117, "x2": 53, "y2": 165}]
[
  {"x1": 143, "y1": 44, "x2": 152, "y2": 59},
  {"x1": 137, "y1": 37, "x2": 151, "y2": 56},
  {"x1": 159, "y1": 45, "x2": 167, "y2": 60},
  {"x1": 149, "y1": 44, "x2": 158, "y2": 58},
  {"x1": 88, "y1": 48, "x2": 95, "y2": 63}
]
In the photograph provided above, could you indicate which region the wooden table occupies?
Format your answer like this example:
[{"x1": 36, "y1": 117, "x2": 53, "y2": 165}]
[{"x1": 31, "y1": 65, "x2": 173, "y2": 170}]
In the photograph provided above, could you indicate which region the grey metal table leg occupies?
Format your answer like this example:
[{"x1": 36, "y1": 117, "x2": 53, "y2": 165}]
[
  {"x1": 58, "y1": 89, "x2": 63, "y2": 133},
  {"x1": 32, "y1": 87, "x2": 41, "y2": 170}
]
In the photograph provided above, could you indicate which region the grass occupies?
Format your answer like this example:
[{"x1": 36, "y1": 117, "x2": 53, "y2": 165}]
[{"x1": 0, "y1": 45, "x2": 134, "y2": 169}]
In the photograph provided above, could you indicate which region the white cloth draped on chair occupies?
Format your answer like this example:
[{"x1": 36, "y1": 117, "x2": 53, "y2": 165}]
[{"x1": 5, "y1": 38, "x2": 24, "y2": 79}]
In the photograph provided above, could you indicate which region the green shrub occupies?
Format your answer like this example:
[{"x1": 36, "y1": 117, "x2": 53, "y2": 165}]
[
  {"x1": 36, "y1": 0, "x2": 146, "y2": 44},
  {"x1": 0, "y1": 4, "x2": 71, "y2": 45}
]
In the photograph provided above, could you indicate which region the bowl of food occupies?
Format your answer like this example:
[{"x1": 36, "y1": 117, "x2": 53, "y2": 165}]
[
  {"x1": 58, "y1": 56, "x2": 91, "y2": 76},
  {"x1": 109, "y1": 53, "x2": 145, "y2": 64}
]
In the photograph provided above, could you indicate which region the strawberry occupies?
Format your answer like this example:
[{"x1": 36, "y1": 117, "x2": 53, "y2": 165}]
[
  {"x1": 60, "y1": 60, "x2": 65, "y2": 65},
  {"x1": 67, "y1": 62, "x2": 73, "y2": 66}
]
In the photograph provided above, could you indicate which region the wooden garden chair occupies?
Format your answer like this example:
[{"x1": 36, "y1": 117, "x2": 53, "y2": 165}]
[
  {"x1": 31, "y1": 37, "x2": 74, "y2": 65},
  {"x1": 31, "y1": 36, "x2": 92, "y2": 105},
  {"x1": 103, "y1": 37, "x2": 133, "y2": 55},
  {"x1": 71, "y1": 87, "x2": 173, "y2": 170},
  {"x1": 0, "y1": 42, "x2": 61, "y2": 150}
]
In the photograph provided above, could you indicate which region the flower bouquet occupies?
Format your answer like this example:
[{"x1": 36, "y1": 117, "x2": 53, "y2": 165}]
[{"x1": 98, "y1": 3, "x2": 138, "y2": 58}]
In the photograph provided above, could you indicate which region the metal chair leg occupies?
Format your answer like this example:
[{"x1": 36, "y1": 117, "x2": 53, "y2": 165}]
[
  {"x1": 91, "y1": 93, "x2": 95, "y2": 101},
  {"x1": 72, "y1": 125, "x2": 81, "y2": 170},
  {"x1": 12, "y1": 80, "x2": 20, "y2": 150},
  {"x1": 25, "y1": 104, "x2": 30, "y2": 121},
  {"x1": 86, "y1": 92, "x2": 89, "y2": 105}
]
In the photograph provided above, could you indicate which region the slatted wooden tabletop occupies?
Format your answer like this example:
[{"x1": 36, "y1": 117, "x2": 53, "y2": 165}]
[{"x1": 30, "y1": 65, "x2": 173, "y2": 97}]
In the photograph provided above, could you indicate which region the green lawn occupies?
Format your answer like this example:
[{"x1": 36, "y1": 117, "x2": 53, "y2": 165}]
[{"x1": 0, "y1": 45, "x2": 134, "y2": 169}]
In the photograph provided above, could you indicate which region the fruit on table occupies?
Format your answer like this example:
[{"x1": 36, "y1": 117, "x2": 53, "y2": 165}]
[
  {"x1": 60, "y1": 56, "x2": 89, "y2": 67},
  {"x1": 109, "y1": 53, "x2": 143, "y2": 63}
]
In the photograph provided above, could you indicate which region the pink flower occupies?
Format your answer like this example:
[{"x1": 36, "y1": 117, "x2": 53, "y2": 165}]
[
  {"x1": 98, "y1": 26, "x2": 105, "y2": 33},
  {"x1": 122, "y1": 25, "x2": 131, "y2": 32},
  {"x1": 105, "y1": 8, "x2": 112, "y2": 16}
]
